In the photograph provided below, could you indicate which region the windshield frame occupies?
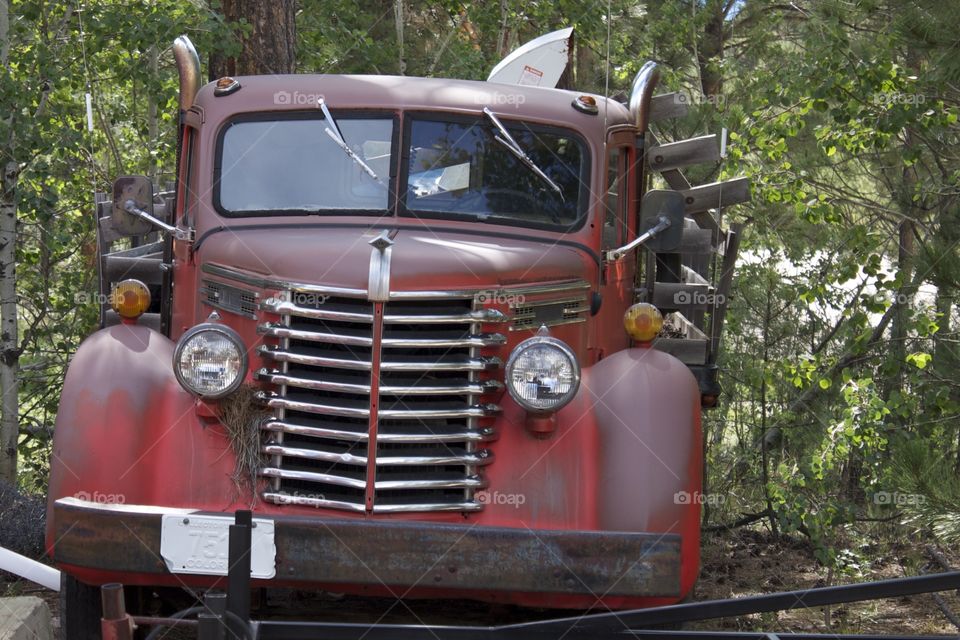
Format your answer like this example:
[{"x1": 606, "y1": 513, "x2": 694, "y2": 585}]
[
  {"x1": 212, "y1": 109, "x2": 400, "y2": 218},
  {"x1": 398, "y1": 111, "x2": 592, "y2": 234}
]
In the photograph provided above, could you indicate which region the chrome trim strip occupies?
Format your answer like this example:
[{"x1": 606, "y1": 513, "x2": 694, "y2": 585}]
[
  {"x1": 260, "y1": 299, "x2": 373, "y2": 322},
  {"x1": 257, "y1": 370, "x2": 502, "y2": 396},
  {"x1": 204, "y1": 262, "x2": 587, "y2": 304},
  {"x1": 260, "y1": 467, "x2": 367, "y2": 490},
  {"x1": 262, "y1": 420, "x2": 496, "y2": 443},
  {"x1": 256, "y1": 392, "x2": 370, "y2": 419},
  {"x1": 203, "y1": 263, "x2": 368, "y2": 298},
  {"x1": 510, "y1": 317, "x2": 587, "y2": 332},
  {"x1": 381, "y1": 380, "x2": 503, "y2": 396},
  {"x1": 259, "y1": 346, "x2": 372, "y2": 371},
  {"x1": 372, "y1": 501, "x2": 484, "y2": 513},
  {"x1": 378, "y1": 404, "x2": 500, "y2": 419},
  {"x1": 383, "y1": 309, "x2": 507, "y2": 324},
  {"x1": 263, "y1": 444, "x2": 367, "y2": 466},
  {"x1": 376, "y1": 450, "x2": 494, "y2": 466},
  {"x1": 263, "y1": 492, "x2": 482, "y2": 513},
  {"x1": 263, "y1": 492, "x2": 367, "y2": 513},
  {"x1": 380, "y1": 356, "x2": 502, "y2": 372},
  {"x1": 256, "y1": 370, "x2": 372, "y2": 395},
  {"x1": 381, "y1": 333, "x2": 506, "y2": 348},
  {"x1": 387, "y1": 280, "x2": 590, "y2": 300},
  {"x1": 374, "y1": 476, "x2": 486, "y2": 490},
  {"x1": 263, "y1": 444, "x2": 493, "y2": 467},
  {"x1": 259, "y1": 324, "x2": 373, "y2": 347},
  {"x1": 261, "y1": 347, "x2": 501, "y2": 373}
]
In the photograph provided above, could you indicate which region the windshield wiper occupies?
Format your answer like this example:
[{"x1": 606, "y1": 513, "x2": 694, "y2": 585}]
[
  {"x1": 482, "y1": 107, "x2": 563, "y2": 199},
  {"x1": 318, "y1": 98, "x2": 382, "y2": 183}
]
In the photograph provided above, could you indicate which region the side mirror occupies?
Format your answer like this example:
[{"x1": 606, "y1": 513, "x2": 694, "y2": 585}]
[
  {"x1": 638, "y1": 189, "x2": 685, "y2": 253},
  {"x1": 112, "y1": 176, "x2": 156, "y2": 236},
  {"x1": 605, "y1": 189, "x2": 686, "y2": 261},
  {"x1": 111, "y1": 175, "x2": 188, "y2": 240}
]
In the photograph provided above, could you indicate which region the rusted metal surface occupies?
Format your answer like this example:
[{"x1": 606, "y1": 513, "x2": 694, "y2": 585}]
[
  {"x1": 53, "y1": 499, "x2": 682, "y2": 598},
  {"x1": 271, "y1": 518, "x2": 681, "y2": 596},
  {"x1": 100, "y1": 583, "x2": 135, "y2": 640},
  {"x1": 55, "y1": 501, "x2": 166, "y2": 573}
]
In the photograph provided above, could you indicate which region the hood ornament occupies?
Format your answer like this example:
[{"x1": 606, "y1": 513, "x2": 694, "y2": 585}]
[
  {"x1": 369, "y1": 229, "x2": 395, "y2": 253},
  {"x1": 367, "y1": 230, "x2": 395, "y2": 301}
]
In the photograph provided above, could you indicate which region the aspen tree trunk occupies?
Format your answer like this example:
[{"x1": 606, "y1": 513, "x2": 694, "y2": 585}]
[{"x1": 0, "y1": 0, "x2": 18, "y2": 484}]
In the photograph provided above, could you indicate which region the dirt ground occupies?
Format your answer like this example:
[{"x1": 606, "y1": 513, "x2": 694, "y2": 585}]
[
  {"x1": 5, "y1": 528, "x2": 960, "y2": 637},
  {"x1": 690, "y1": 529, "x2": 960, "y2": 635}
]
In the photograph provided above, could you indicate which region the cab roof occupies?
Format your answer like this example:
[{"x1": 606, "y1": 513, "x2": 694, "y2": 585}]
[{"x1": 193, "y1": 74, "x2": 633, "y2": 135}]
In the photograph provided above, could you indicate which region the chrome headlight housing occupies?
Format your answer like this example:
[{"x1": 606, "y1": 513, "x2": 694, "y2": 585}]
[
  {"x1": 173, "y1": 323, "x2": 247, "y2": 399},
  {"x1": 505, "y1": 336, "x2": 580, "y2": 413}
]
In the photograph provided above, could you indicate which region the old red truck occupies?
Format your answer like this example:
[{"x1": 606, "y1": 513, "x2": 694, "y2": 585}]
[{"x1": 46, "y1": 32, "x2": 747, "y2": 638}]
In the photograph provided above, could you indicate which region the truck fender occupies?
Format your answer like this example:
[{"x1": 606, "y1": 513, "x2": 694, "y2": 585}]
[
  {"x1": 582, "y1": 347, "x2": 702, "y2": 593},
  {"x1": 45, "y1": 324, "x2": 234, "y2": 552}
]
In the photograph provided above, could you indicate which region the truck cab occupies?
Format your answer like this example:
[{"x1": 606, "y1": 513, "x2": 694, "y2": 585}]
[{"x1": 46, "y1": 34, "x2": 747, "y2": 637}]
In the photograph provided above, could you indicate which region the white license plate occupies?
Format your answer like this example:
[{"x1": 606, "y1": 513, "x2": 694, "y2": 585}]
[{"x1": 160, "y1": 514, "x2": 276, "y2": 579}]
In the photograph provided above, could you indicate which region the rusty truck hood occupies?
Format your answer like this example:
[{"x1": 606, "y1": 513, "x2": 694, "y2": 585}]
[{"x1": 197, "y1": 226, "x2": 595, "y2": 292}]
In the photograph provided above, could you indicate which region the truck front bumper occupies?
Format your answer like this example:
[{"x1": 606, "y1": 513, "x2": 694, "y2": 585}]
[{"x1": 50, "y1": 497, "x2": 682, "y2": 598}]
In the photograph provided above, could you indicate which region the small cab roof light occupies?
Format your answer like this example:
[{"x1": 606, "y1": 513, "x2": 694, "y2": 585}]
[
  {"x1": 111, "y1": 279, "x2": 151, "y2": 323},
  {"x1": 214, "y1": 77, "x2": 241, "y2": 97},
  {"x1": 572, "y1": 95, "x2": 599, "y2": 115}
]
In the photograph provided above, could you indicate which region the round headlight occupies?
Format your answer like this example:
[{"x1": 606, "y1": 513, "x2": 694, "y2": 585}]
[
  {"x1": 505, "y1": 336, "x2": 580, "y2": 413},
  {"x1": 173, "y1": 323, "x2": 247, "y2": 399}
]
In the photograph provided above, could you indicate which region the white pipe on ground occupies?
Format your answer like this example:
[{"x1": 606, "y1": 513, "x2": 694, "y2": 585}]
[{"x1": 0, "y1": 546, "x2": 60, "y2": 591}]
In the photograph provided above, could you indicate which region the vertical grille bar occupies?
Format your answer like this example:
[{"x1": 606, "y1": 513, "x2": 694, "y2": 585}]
[{"x1": 364, "y1": 302, "x2": 385, "y2": 512}]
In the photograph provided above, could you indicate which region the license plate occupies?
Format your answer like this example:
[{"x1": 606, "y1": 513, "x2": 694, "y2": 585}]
[{"x1": 160, "y1": 514, "x2": 276, "y2": 579}]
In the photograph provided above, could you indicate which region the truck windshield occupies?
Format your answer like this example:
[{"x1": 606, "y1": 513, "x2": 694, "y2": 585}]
[
  {"x1": 216, "y1": 116, "x2": 392, "y2": 215},
  {"x1": 403, "y1": 117, "x2": 586, "y2": 230}
]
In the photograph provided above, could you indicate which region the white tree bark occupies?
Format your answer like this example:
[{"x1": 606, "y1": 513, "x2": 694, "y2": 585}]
[
  {"x1": 0, "y1": 160, "x2": 18, "y2": 484},
  {"x1": 394, "y1": 0, "x2": 405, "y2": 75},
  {"x1": 0, "y1": 0, "x2": 18, "y2": 484}
]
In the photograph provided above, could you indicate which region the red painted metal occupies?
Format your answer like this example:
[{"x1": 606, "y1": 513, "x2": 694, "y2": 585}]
[{"x1": 47, "y1": 72, "x2": 703, "y2": 613}]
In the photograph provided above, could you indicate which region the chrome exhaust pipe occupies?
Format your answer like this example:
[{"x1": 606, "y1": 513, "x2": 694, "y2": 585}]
[
  {"x1": 173, "y1": 35, "x2": 201, "y2": 111},
  {"x1": 628, "y1": 61, "x2": 660, "y2": 134}
]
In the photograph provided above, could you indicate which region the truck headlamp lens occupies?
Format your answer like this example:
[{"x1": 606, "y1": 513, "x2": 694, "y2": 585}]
[
  {"x1": 173, "y1": 324, "x2": 247, "y2": 398},
  {"x1": 505, "y1": 337, "x2": 580, "y2": 413}
]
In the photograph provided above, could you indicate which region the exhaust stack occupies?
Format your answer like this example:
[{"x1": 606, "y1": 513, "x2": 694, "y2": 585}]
[
  {"x1": 173, "y1": 35, "x2": 201, "y2": 111},
  {"x1": 628, "y1": 61, "x2": 660, "y2": 134}
]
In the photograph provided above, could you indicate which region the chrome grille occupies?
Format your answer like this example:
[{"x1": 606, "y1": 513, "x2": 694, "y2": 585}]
[{"x1": 257, "y1": 293, "x2": 505, "y2": 512}]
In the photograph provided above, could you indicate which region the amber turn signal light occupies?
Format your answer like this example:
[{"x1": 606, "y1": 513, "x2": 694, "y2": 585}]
[
  {"x1": 111, "y1": 279, "x2": 151, "y2": 322},
  {"x1": 624, "y1": 303, "x2": 663, "y2": 344}
]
